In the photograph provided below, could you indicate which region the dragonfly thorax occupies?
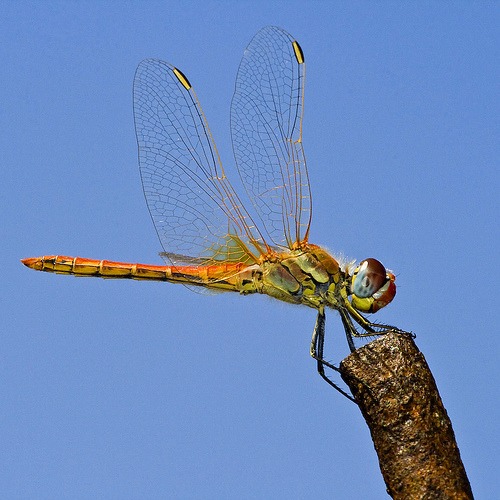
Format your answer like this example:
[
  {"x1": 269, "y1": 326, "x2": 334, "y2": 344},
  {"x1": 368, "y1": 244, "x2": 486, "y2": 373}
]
[{"x1": 254, "y1": 245, "x2": 346, "y2": 310}]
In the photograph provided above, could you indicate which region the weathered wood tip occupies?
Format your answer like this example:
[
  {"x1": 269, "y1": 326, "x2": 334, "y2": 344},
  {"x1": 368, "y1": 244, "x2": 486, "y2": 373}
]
[{"x1": 340, "y1": 331, "x2": 473, "y2": 499}]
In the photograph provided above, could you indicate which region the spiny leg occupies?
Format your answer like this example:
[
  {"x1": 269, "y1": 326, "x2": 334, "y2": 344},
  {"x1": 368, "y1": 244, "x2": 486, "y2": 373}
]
[
  {"x1": 310, "y1": 309, "x2": 356, "y2": 403},
  {"x1": 339, "y1": 308, "x2": 357, "y2": 353},
  {"x1": 343, "y1": 302, "x2": 412, "y2": 341},
  {"x1": 340, "y1": 307, "x2": 387, "y2": 352}
]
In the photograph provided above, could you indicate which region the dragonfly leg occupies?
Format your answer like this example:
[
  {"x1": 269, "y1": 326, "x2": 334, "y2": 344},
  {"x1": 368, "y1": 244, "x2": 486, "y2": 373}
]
[
  {"x1": 338, "y1": 304, "x2": 413, "y2": 356},
  {"x1": 339, "y1": 308, "x2": 357, "y2": 353},
  {"x1": 346, "y1": 301, "x2": 412, "y2": 337},
  {"x1": 352, "y1": 318, "x2": 411, "y2": 339},
  {"x1": 310, "y1": 309, "x2": 356, "y2": 403}
]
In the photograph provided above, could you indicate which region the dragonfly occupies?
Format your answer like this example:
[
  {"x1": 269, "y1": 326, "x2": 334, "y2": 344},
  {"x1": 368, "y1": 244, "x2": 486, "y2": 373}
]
[{"x1": 22, "y1": 26, "x2": 406, "y2": 402}]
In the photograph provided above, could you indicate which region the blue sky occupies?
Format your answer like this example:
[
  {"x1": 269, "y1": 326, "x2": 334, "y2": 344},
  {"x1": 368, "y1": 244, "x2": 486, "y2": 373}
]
[{"x1": 3, "y1": 2, "x2": 498, "y2": 498}]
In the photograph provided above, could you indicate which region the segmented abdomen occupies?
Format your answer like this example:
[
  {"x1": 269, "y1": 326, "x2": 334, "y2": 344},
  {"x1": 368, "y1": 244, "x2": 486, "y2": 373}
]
[{"x1": 21, "y1": 255, "x2": 255, "y2": 291}]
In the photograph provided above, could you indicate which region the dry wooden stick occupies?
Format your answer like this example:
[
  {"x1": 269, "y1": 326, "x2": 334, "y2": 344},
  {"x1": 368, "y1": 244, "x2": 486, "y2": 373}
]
[{"x1": 340, "y1": 332, "x2": 473, "y2": 499}]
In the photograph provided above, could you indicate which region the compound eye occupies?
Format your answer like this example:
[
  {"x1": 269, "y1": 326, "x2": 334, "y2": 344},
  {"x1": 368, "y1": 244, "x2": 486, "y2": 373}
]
[{"x1": 352, "y1": 258, "x2": 387, "y2": 298}]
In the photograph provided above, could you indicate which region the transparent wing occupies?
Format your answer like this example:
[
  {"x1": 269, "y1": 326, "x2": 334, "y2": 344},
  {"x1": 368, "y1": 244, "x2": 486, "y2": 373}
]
[
  {"x1": 231, "y1": 26, "x2": 312, "y2": 250},
  {"x1": 133, "y1": 59, "x2": 267, "y2": 269}
]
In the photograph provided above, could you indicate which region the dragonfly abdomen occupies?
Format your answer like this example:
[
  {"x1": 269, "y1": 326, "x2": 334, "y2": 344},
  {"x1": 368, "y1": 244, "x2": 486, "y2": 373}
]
[
  {"x1": 21, "y1": 255, "x2": 254, "y2": 291},
  {"x1": 22, "y1": 255, "x2": 178, "y2": 280}
]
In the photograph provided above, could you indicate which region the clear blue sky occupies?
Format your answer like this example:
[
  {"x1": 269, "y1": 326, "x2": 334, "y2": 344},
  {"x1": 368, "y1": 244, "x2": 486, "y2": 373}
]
[{"x1": 3, "y1": 2, "x2": 498, "y2": 498}]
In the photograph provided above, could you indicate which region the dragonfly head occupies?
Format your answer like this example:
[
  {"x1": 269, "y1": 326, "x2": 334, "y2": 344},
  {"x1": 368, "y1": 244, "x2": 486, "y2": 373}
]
[{"x1": 350, "y1": 258, "x2": 396, "y2": 313}]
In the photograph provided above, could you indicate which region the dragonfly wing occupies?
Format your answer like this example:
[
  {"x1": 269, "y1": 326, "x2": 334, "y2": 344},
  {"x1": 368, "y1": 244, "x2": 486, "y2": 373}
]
[
  {"x1": 133, "y1": 59, "x2": 267, "y2": 269},
  {"x1": 231, "y1": 26, "x2": 312, "y2": 250}
]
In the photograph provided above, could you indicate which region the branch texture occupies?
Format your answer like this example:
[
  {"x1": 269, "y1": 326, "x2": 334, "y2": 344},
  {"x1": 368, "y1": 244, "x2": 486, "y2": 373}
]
[{"x1": 340, "y1": 332, "x2": 473, "y2": 499}]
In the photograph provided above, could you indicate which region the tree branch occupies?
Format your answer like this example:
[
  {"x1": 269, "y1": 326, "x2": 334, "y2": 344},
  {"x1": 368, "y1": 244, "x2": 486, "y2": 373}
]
[{"x1": 340, "y1": 332, "x2": 473, "y2": 499}]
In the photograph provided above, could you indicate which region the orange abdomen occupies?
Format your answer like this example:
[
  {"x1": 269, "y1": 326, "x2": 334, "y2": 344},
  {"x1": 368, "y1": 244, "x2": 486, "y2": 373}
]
[{"x1": 21, "y1": 255, "x2": 254, "y2": 291}]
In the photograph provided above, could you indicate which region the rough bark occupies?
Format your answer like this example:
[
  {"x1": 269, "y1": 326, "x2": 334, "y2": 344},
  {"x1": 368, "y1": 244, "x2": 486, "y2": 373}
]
[{"x1": 340, "y1": 332, "x2": 473, "y2": 499}]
